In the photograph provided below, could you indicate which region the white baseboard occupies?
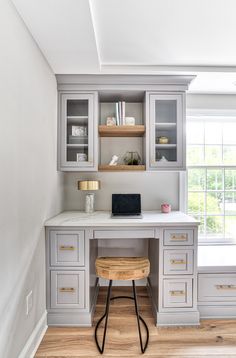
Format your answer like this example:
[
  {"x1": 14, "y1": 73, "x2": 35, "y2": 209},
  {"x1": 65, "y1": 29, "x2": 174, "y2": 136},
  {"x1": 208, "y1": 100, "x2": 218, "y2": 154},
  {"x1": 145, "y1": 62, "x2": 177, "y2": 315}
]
[{"x1": 19, "y1": 311, "x2": 47, "y2": 358}]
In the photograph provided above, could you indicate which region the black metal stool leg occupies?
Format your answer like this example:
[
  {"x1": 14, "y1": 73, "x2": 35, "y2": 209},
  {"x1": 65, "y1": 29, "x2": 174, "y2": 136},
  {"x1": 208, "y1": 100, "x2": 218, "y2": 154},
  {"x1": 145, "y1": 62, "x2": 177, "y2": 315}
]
[
  {"x1": 95, "y1": 280, "x2": 149, "y2": 354},
  {"x1": 132, "y1": 280, "x2": 149, "y2": 353},
  {"x1": 95, "y1": 279, "x2": 113, "y2": 354}
]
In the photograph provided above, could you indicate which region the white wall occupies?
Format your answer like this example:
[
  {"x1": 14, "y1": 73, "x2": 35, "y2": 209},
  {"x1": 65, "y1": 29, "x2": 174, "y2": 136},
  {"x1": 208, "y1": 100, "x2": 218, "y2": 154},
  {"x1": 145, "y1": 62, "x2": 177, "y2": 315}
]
[
  {"x1": 0, "y1": 1, "x2": 64, "y2": 357},
  {"x1": 187, "y1": 93, "x2": 236, "y2": 110},
  {"x1": 64, "y1": 172, "x2": 179, "y2": 211}
]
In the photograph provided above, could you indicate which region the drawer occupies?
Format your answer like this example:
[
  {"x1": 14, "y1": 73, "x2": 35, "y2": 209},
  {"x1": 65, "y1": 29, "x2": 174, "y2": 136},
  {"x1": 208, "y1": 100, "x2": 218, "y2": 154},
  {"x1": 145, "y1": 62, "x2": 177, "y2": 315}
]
[
  {"x1": 93, "y1": 229, "x2": 155, "y2": 239},
  {"x1": 163, "y1": 249, "x2": 193, "y2": 275},
  {"x1": 164, "y1": 229, "x2": 194, "y2": 246},
  {"x1": 198, "y1": 273, "x2": 236, "y2": 302},
  {"x1": 163, "y1": 278, "x2": 193, "y2": 308},
  {"x1": 51, "y1": 270, "x2": 85, "y2": 309},
  {"x1": 50, "y1": 230, "x2": 85, "y2": 266}
]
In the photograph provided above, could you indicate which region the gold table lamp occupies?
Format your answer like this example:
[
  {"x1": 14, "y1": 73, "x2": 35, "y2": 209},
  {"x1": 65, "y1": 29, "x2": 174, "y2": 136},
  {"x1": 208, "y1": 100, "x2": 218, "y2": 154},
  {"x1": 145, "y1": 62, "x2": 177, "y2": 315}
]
[{"x1": 78, "y1": 180, "x2": 100, "y2": 213}]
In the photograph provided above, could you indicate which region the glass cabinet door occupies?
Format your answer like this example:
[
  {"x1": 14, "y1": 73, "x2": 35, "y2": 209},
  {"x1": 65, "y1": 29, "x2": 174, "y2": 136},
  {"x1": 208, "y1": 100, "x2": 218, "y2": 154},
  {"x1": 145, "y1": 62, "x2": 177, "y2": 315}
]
[
  {"x1": 149, "y1": 94, "x2": 184, "y2": 169},
  {"x1": 59, "y1": 93, "x2": 97, "y2": 171}
]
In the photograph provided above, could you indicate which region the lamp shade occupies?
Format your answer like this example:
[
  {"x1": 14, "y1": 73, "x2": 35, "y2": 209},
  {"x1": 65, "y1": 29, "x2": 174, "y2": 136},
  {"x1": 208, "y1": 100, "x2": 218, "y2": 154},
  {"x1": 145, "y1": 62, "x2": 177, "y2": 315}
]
[{"x1": 78, "y1": 180, "x2": 100, "y2": 191}]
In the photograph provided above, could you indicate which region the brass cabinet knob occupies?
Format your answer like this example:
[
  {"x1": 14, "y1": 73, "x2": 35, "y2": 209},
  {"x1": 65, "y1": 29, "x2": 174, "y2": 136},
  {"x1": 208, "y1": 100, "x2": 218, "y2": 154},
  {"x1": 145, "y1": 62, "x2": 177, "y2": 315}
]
[
  {"x1": 169, "y1": 290, "x2": 185, "y2": 296},
  {"x1": 59, "y1": 245, "x2": 75, "y2": 251},
  {"x1": 59, "y1": 287, "x2": 75, "y2": 293},
  {"x1": 170, "y1": 259, "x2": 186, "y2": 265},
  {"x1": 216, "y1": 284, "x2": 236, "y2": 290}
]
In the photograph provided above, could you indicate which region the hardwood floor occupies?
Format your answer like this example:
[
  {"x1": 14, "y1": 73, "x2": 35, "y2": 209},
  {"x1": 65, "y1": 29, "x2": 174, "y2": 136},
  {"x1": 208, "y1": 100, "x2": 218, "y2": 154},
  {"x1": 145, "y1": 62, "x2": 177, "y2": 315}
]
[{"x1": 35, "y1": 287, "x2": 236, "y2": 357}]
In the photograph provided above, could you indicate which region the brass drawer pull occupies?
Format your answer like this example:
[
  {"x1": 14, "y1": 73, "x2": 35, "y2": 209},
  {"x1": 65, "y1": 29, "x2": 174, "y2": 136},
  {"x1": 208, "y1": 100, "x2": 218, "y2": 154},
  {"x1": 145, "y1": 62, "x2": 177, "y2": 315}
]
[
  {"x1": 216, "y1": 284, "x2": 236, "y2": 290},
  {"x1": 59, "y1": 287, "x2": 75, "y2": 293},
  {"x1": 170, "y1": 259, "x2": 186, "y2": 265},
  {"x1": 59, "y1": 245, "x2": 75, "y2": 251},
  {"x1": 171, "y1": 234, "x2": 187, "y2": 241},
  {"x1": 169, "y1": 290, "x2": 185, "y2": 296}
]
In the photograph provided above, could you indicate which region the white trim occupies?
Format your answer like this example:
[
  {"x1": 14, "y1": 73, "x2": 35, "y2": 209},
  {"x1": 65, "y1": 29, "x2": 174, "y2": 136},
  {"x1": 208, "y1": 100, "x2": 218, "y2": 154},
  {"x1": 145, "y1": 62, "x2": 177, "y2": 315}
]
[
  {"x1": 18, "y1": 311, "x2": 47, "y2": 358},
  {"x1": 187, "y1": 109, "x2": 236, "y2": 118},
  {"x1": 101, "y1": 64, "x2": 236, "y2": 73},
  {"x1": 179, "y1": 171, "x2": 187, "y2": 213},
  {"x1": 88, "y1": 0, "x2": 102, "y2": 70},
  {"x1": 183, "y1": 111, "x2": 236, "y2": 245}
]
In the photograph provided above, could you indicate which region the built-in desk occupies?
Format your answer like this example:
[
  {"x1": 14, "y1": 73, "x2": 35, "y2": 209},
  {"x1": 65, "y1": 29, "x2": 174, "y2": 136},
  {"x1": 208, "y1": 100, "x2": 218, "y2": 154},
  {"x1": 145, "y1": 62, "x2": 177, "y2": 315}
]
[{"x1": 45, "y1": 211, "x2": 199, "y2": 326}]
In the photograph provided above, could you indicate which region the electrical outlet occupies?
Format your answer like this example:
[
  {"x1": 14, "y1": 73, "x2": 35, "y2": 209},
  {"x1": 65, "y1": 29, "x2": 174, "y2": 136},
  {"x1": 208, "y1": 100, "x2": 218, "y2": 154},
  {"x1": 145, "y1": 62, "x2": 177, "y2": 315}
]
[{"x1": 26, "y1": 290, "x2": 33, "y2": 316}]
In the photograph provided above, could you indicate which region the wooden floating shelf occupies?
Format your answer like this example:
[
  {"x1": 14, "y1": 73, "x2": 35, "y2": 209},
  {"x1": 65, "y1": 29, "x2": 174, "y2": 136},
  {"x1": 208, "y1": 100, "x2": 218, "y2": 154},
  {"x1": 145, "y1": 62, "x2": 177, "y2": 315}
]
[
  {"x1": 98, "y1": 165, "x2": 145, "y2": 171},
  {"x1": 99, "y1": 125, "x2": 145, "y2": 137}
]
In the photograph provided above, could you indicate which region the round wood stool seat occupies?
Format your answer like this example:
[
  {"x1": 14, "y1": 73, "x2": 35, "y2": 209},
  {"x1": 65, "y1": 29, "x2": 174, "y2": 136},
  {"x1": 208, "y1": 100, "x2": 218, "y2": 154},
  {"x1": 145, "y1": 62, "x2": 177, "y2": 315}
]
[{"x1": 95, "y1": 256, "x2": 150, "y2": 281}]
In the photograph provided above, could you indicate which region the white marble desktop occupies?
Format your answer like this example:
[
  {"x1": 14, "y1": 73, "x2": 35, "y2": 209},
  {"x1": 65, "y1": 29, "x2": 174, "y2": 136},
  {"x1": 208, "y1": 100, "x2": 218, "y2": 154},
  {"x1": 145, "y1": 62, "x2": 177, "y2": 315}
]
[{"x1": 45, "y1": 210, "x2": 199, "y2": 227}]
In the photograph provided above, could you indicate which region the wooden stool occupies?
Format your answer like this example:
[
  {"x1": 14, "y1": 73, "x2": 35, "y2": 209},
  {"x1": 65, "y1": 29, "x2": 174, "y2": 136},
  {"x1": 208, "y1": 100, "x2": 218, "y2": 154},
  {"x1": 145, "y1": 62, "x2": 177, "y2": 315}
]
[{"x1": 95, "y1": 257, "x2": 150, "y2": 354}]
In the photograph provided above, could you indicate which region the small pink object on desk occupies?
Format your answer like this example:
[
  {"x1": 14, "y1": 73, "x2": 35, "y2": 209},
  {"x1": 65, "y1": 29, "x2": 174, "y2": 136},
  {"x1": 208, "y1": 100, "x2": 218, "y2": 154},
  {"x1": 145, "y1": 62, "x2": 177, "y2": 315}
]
[{"x1": 161, "y1": 203, "x2": 171, "y2": 213}]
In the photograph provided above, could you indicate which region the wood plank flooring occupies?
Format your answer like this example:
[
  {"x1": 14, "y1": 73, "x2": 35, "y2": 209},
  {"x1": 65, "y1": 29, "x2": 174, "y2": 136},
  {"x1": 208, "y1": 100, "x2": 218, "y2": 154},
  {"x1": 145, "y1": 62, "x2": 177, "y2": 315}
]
[{"x1": 35, "y1": 287, "x2": 236, "y2": 357}]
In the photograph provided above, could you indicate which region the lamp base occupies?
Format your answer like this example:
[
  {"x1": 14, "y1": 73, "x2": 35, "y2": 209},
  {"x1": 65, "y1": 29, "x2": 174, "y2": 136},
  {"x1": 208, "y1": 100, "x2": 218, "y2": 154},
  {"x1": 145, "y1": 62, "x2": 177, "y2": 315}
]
[{"x1": 85, "y1": 193, "x2": 95, "y2": 213}]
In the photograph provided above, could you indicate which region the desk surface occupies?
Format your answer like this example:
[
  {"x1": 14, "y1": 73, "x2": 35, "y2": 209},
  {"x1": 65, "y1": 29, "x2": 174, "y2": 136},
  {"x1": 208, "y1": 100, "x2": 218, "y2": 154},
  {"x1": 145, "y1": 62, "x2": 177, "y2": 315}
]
[{"x1": 45, "y1": 210, "x2": 198, "y2": 227}]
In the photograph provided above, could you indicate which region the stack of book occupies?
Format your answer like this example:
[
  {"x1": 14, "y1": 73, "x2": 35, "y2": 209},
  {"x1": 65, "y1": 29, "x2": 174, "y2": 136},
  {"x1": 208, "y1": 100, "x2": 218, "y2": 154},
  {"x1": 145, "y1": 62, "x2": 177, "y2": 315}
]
[{"x1": 115, "y1": 101, "x2": 125, "y2": 125}]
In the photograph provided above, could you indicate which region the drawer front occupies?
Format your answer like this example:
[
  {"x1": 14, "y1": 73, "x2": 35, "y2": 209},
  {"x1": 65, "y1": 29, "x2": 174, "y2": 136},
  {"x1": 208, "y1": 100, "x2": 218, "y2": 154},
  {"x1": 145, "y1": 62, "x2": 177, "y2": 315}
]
[
  {"x1": 93, "y1": 229, "x2": 155, "y2": 239},
  {"x1": 163, "y1": 249, "x2": 193, "y2": 275},
  {"x1": 163, "y1": 278, "x2": 193, "y2": 308},
  {"x1": 50, "y1": 230, "x2": 85, "y2": 266},
  {"x1": 198, "y1": 274, "x2": 236, "y2": 302},
  {"x1": 164, "y1": 229, "x2": 194, "y2": 246},
  {"x1": 51, "y1": 270, "x2": 85, "y2": 308}
]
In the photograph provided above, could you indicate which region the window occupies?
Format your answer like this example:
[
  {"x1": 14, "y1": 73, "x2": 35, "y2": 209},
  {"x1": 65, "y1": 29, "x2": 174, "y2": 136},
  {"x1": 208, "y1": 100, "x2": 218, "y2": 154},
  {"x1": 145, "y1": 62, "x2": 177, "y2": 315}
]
[{"x1": 187, "y1": 115, "x2": 236, "y2": 243}]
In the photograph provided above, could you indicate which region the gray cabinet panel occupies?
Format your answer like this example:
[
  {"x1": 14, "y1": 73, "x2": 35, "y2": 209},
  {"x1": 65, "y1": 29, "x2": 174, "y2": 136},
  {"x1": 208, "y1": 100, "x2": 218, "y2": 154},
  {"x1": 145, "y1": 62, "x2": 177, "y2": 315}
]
[
  {"x1": 50, "y1": 230, "x2": 85, "y2": 266},
  {"x1": 163, "y1": 249, "x2": 194, "y2": 275},
  {"x1": 58, "y1": 92, "x2": 98, "y2": 171},
  {"x1": 198, "y1": 273, "x2": 236, "y2": 302},
  {"x1": 164, "y1": 229, "x2": 194, "y2": 246},
  {"x1": 51, "y1": 270, "x2": 85, "y2": 309},
  {"x1": 146, "y1": 92, "x2": 186, "y2": 171},
  {"x1": 163, "y1": 278, "x2": 193, "y2": 308}
]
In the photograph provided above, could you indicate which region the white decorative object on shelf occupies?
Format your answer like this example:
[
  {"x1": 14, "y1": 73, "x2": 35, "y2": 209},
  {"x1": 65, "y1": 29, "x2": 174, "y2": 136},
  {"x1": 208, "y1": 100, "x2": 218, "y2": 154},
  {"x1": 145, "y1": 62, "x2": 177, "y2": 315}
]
[
  {"x1": 124, "y1": 116, "x2": 135, "y2": 126},
  {"x1": 159, "y1": 156, "x2": 168, "y2": 162},
  {"x1": 72, "y1": 125, "x2": 87, "y2": 137},
  {"x1": 106, "y1": 117, "x2": 116, "y2": 126},
  {"x1": 77, "y1": 153, "x2": 87, "y2": 162},
  {"x1": 109, "y1": 155, "x2": 119, "y2": 166}
]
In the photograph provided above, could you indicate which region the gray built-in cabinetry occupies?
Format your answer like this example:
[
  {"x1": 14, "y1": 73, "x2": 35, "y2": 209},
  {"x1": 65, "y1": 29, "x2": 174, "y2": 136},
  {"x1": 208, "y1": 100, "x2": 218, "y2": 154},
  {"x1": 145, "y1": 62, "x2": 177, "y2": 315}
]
[
  {"x1": 45, "y1": 211, "x2": 199, "y2": 326},
  {"x1": 57, "y1": 75, "x2": 194, "y2": 171}
]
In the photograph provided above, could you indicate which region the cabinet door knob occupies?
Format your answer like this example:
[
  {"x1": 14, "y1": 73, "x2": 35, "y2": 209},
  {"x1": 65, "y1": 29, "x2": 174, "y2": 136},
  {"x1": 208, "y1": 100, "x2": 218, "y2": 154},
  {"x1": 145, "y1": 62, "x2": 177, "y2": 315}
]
[
  {"x1": 59, "y1": 287, "x2": 75, "y2": 293},
  {"x1": 59, "y1": 245, "x2": 75, "y2": 251},
  {"x1": 216, "y1": 284, "x2": 236, "y2": 290}
]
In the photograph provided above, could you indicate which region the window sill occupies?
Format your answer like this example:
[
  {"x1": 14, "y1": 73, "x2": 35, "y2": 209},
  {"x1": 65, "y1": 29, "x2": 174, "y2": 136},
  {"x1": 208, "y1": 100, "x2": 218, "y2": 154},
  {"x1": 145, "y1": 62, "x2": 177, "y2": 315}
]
[
  {"x1": 198, "y1": 244, "x2": 236, "y2": 271},
  {"x1": 198, "y1": 238, "x2": 236, "y2": 246}
]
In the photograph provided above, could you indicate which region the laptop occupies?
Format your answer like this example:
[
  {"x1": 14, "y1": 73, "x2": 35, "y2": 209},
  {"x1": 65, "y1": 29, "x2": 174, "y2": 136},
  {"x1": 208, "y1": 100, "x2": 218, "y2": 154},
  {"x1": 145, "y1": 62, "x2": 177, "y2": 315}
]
[{"x1": 111, "y1": 194, "x2": 142, "y2": 218}]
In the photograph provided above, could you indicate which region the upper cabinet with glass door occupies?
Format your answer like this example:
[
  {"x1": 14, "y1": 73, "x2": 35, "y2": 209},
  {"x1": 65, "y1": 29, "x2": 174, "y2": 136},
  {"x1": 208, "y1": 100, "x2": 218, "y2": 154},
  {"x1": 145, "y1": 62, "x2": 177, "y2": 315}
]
[
  {"x1": 146, "y1": 93, "x2": 185, "y2": 170},
  {"x1": 58, "y1": 92, "x2": 98, "y2": 171}
]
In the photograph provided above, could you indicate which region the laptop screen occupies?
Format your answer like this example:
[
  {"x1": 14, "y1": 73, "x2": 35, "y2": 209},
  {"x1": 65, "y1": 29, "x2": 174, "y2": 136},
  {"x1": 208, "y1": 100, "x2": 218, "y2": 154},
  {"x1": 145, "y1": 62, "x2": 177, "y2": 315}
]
[{"x1": 112, "y1": 194, "x2": 141, "y2": 215}]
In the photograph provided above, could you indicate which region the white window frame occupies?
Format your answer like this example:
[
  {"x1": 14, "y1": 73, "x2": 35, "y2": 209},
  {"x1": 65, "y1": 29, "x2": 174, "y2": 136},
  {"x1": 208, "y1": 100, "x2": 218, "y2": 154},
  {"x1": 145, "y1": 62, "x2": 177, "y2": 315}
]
[{"x1": 180, "y1": 109, "x2": 236, "y2": 246}]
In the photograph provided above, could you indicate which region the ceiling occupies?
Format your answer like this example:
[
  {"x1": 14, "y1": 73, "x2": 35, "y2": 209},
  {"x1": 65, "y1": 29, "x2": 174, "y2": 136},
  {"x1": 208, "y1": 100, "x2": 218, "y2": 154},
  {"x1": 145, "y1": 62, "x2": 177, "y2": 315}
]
[{"x1": 11, "y1": 0, "x2": 236, "y2": 93}]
